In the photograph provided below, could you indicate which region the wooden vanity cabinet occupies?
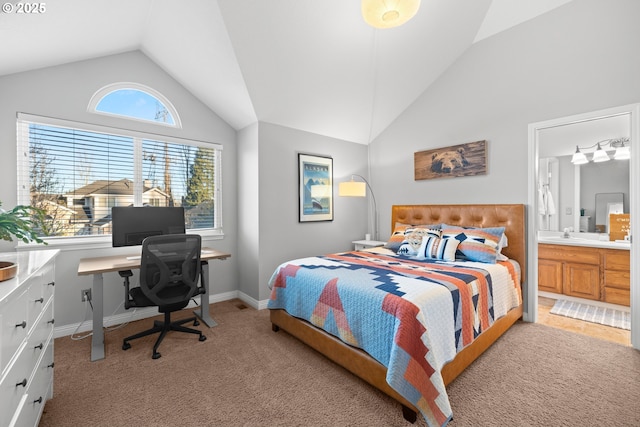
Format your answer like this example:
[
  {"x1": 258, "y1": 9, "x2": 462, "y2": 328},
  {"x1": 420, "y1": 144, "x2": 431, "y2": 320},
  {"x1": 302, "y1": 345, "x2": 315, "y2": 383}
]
[{"x1": 538, "y1": 243, "x2": 630, "y2": 306}]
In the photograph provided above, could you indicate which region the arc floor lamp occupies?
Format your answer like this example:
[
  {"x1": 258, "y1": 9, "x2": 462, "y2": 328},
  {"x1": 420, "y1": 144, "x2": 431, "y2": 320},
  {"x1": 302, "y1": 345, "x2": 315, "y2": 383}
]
[{"x1": 339, "y1": 175, "x2": 378, "y2": 241}]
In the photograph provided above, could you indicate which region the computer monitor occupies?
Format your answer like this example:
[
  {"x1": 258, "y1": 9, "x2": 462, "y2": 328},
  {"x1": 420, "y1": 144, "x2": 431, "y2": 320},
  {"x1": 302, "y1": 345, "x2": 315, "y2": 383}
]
[{"x1": 111, "y1": 206, "x2": 186, "y2": 247}]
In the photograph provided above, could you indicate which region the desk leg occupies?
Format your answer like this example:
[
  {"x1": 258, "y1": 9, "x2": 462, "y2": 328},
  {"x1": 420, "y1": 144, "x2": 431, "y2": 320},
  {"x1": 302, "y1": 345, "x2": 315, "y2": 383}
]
[
  {"x1": 91, "y1": 272, "x2": 105, "y2": 361},
  {"x1": 194, "y1": 261, "x2": 218, "y2": 327}
]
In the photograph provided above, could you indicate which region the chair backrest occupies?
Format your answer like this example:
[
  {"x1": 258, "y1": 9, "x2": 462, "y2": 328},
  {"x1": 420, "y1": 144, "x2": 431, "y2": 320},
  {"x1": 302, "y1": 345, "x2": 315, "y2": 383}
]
[{"x1": 139, "y1": 234, "x2": 202, "y2": 306}]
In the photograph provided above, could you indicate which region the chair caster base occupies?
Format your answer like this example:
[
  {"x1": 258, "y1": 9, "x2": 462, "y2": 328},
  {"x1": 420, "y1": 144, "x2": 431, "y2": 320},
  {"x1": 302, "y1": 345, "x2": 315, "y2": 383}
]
[
  {"x1": 152, "y1": 352, "x2": 161, "y2": 359},
  {"x1": 193, "y1": 319, "x2": 200, "y2": 326},
  {"x1": 199, "y1": 335, "x2": 206, "y2": 342},
  {"x1": 123, "y1": 342, "x2": 131, "y2": 351}
]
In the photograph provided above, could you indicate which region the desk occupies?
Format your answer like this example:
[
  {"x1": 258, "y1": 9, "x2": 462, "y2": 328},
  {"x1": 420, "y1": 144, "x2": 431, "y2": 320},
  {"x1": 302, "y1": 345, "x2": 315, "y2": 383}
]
[{"x1": 77, "y1": 248, "x2": 230, "y2": 361}]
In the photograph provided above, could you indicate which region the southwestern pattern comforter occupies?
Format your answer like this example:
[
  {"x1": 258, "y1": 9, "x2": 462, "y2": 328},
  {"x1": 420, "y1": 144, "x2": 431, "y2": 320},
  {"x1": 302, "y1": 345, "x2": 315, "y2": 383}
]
[{"x1": 267, "y1": 249, "x2": 521, "y2": 427}]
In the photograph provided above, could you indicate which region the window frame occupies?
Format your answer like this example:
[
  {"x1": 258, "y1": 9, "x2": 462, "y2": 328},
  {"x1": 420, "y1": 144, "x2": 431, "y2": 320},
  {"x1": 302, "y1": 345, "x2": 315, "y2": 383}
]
[
  {"x1": 87, "y1": 82, "x2": 182, "y2": 128},
  {"x1": 16, "y1": 112, "x2": 223, "y2": 249}
]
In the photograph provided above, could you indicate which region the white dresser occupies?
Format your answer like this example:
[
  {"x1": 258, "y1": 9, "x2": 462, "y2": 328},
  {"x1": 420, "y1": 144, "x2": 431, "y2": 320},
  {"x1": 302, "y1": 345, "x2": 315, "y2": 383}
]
[{"x1": 0, "y1": 250, "x2": 58, "y2": 427}]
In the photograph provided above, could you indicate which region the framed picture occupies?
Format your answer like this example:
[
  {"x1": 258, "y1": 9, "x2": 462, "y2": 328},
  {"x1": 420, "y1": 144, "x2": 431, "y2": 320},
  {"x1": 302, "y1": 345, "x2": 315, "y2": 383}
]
[
  {"x1": 298, "y1": 153, "x2": 333, "y2": 222},
  {"x1": 414, "y1": 140, "x2": 487, "y2": 180}
]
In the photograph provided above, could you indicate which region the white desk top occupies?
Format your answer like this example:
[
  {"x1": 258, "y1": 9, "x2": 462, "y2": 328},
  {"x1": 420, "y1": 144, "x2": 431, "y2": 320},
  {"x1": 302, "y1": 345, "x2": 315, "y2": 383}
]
[{"x1": 77, "y1": 247, "x2": 230, "y2": 276}]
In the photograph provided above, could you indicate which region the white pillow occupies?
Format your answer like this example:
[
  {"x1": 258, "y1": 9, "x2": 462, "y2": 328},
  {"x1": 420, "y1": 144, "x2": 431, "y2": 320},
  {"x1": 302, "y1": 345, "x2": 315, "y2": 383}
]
[{"x1": 415, "y1": 236, "x2": 459, "y2": 262}]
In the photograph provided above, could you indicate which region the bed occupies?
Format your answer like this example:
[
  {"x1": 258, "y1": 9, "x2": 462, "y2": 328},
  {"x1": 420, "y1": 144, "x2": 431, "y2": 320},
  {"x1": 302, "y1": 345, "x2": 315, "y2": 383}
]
[{"x1": 268, "y1": 204, "x2": 525, "y2": 426}]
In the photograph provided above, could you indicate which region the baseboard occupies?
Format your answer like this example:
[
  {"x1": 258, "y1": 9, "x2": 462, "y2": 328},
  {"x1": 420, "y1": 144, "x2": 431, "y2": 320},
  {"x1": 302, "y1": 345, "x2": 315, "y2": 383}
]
[
  {"x1": 54, "y1": 290, "x2": 241, "y2": 338},
  {"x1": 236, "y1": 291, "x2": 270, "y2": 310}
]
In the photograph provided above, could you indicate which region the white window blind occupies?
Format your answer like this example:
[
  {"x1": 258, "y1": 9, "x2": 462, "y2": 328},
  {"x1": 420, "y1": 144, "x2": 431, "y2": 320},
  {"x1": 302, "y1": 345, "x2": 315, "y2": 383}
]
[{"x1": 17, "y1": 113, "x2": 222, "y2": 241}]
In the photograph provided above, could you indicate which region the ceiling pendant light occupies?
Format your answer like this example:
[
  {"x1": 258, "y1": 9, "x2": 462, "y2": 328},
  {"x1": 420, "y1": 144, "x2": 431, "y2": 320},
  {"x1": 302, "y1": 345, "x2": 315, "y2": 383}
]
[
  {"x1": 571, "y1": 146, "x2": 588, "y2": 165},
  {"x1": 592, "y1": 143, "x2": 610, "y2": 163},
  {"x1": 362, "y1": 0, "x2": 421, "y2": 29}
]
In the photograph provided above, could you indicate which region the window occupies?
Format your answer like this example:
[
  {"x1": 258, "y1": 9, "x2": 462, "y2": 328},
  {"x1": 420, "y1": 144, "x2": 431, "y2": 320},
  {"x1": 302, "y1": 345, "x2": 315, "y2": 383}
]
[
  {"x1": 88, "y1": 82, "x2": 181, "y2": 128},
  {"x1": 17, "y1": 113, "x2": 222, "y2": 243}
]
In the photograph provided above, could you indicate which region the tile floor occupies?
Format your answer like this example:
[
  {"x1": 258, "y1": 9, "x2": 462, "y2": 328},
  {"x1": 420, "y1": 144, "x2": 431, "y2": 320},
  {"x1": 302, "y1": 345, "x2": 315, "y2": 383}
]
[{"x1": 537, "y1": 296, "x2": 631, "y2": 346}]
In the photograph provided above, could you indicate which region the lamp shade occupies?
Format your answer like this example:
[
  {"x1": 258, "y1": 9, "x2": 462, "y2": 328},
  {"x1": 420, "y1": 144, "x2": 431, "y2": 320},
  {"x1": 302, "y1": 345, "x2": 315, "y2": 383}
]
[
  {"x1": 338, "y1": 181, "x2": 366, "y2": 197},
  {"x1": 362, "y1": 0, "x2": 421, "y2": 29},
  {"x1": 592, "y1": 143, "x2": 610, "y2": 163},
  {"x1": 614, "y1": 145, "x2": 631, "y2": 160},
  {"x1": 571, "y1": 146, "x2": 588, "y2": 165}
]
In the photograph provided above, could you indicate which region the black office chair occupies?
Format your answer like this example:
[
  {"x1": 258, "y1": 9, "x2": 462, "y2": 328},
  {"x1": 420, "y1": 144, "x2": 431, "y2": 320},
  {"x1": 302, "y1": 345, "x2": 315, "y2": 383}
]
[{"x1": 119, "y1": 234, "x2": 206, "y2": 359}]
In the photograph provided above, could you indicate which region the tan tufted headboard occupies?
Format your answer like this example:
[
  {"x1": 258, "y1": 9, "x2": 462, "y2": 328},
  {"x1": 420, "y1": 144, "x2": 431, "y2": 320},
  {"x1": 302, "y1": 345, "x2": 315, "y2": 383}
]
[{"x1": 391, "y1": 204, "x2": 526, "y2": 283}]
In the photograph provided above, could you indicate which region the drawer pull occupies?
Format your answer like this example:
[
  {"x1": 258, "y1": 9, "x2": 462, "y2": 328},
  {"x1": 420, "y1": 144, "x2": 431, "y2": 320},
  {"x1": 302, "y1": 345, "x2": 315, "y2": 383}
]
[
  {"x1": 35, "y1": 297, "x2": 44, "y2": 303},
  {"x1": 34, "y1": 343, "x2": 44, "y2": 350},
  {"x1": 15, "y1": 320, "x2": 27, "y2": 329},
  {"x1": 48, "y1": 362, "x2": 55, "y2": 368},
  {"x1": 16, "y1": 378, "x2": 27, "y2": 388},
  {"x1": 47, "y1": 281, "x2": 55, "y2": 286},
  {"x1": 34, "y1": 397, "x2": 43, "y2": 404},
  {"x1": 48, "y1": 318, "x2": 55, "y2": 325}
]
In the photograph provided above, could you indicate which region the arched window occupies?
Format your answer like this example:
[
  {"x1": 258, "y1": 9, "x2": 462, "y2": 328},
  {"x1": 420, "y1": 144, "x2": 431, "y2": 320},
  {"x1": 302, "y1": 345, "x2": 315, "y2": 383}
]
[{"x1": 88, "y1": 82, "x2": 181, "y2": 128}]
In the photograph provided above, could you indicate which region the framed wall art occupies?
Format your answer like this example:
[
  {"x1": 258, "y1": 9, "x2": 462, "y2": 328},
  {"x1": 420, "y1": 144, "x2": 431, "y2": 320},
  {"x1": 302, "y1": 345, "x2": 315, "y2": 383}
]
[
  {"x1": 414, "y1": 140, "x2": 487, "y2": 180},
  {"x1": 298, "y1": 153, "x2": 333, "y2": 222}
]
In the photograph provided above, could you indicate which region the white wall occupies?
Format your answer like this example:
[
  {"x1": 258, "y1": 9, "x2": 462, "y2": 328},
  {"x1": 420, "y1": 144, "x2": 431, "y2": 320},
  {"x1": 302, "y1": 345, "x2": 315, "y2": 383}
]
[
  {"x1": 237, "y1": 123, "x2": 260, "y2": 302},
  {"x1": 369, "y1": 0, "x2": 640, "y2": 319},
  {"x1": 0, "y1": 51, "x2": 238, "y2": 329}
]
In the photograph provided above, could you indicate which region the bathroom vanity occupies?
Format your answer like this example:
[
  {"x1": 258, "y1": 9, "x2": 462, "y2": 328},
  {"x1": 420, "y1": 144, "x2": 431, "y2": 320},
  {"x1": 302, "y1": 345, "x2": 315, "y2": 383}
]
[{"x1": 538, "y1": 235, "x2": 630, "y2": 306}]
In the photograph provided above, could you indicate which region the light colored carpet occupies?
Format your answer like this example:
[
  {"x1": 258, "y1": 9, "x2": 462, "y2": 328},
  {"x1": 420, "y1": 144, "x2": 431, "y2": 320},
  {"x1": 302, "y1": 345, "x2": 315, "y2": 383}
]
[
  {"x1": 40, "y1": 299, "x2": 640, "y2": 427},
  {"x1": 550, "y1": 299, "x2": 630, "y2": 330}
]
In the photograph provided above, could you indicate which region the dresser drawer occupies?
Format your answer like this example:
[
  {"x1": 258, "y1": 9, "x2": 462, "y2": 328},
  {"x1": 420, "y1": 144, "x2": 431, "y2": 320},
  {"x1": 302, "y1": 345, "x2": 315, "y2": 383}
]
[
  {"x1": 603, "y1": 250, "x2": 630, "y2": 271},
  {"x1": 24, "y1": 301, "x2": 54, "y2": 370},
  {"x1": 604, "y1": 270, "x2": 630, "y2": 290},
  {"x1": 603, "y1": 287, "x2": 630, "y2": 306},
  {"x1": 25, "y1": 266, "x2": 55, "y2": 335},
  {"x1": 1, "y1": 289, "x2": 29, "y2": 375},
  {"x1": 538, "y1": 244, "x2": 600, "y2": 265},
  {"x1": 9, "y1": 336, "x2": 53, "y2": 427},
  {"x1": 0, "y1": 343, "x2": 32, "y2": 427},
  {"x1": 11, "y1": 340, "x2": 54, "y2": 427}
]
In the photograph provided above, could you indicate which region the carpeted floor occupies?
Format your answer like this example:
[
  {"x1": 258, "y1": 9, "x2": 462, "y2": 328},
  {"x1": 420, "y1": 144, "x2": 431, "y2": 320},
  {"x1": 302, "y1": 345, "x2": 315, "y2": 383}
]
[{"x1": 40, "y1": 299, "x2": 640, "y2": 427}]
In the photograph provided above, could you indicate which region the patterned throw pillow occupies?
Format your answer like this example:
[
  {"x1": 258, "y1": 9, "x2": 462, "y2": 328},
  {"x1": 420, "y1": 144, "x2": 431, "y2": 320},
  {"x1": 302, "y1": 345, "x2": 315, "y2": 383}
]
[
  {"x1": 396, "y1": 228, "x2": 442, "y2": 256},
  {"x1": 415, "y1": 236, "x2": 459, "y2": 262},
  {"x1": 385, "y1": 222, "x2": 440, "y2": 252},
  {"x1": 440, "y1": 225, "x2": 506, "y2": 263}
]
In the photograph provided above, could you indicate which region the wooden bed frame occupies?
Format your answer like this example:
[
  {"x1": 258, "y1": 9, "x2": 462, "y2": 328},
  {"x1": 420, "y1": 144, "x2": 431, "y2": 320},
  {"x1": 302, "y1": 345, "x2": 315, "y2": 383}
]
[{"x1": 270, "y1": 204, "x2": 526, "y2": 422}]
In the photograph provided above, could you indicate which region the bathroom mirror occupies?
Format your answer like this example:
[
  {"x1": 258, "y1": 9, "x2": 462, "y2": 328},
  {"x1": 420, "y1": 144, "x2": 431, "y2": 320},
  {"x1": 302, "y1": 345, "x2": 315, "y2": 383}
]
[
  {"x1": 595, "y1": 192, "x2": 624, "y2": 232},
  {"x1": 537, "y1": 114, "x2": 631, "y2": 233}
]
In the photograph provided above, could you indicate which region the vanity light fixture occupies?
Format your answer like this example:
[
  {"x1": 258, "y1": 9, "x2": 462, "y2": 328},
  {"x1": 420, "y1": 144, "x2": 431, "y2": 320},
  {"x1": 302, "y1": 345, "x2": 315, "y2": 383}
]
[{"x1": 570, "y1": 137, "x2": 630, "y2": 164}]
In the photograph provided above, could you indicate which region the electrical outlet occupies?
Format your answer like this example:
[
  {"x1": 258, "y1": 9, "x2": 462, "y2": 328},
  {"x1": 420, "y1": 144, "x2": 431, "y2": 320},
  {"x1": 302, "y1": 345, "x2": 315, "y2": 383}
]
[{"x1": 81, "y1": 288, "x2": 92, "y2": 302}]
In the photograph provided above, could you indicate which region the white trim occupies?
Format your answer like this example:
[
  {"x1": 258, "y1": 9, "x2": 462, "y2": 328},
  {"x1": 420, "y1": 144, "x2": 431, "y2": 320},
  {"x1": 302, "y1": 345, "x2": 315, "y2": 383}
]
[
  {"x1": 87, "y1": 82, "x2": 182, "y2": 128},
  {"x1": 528, "y1": 103, "x2": 640, "y2": 350},
  {"x1": 16, "y1": 230, "x2": 224, "y2": 252}
]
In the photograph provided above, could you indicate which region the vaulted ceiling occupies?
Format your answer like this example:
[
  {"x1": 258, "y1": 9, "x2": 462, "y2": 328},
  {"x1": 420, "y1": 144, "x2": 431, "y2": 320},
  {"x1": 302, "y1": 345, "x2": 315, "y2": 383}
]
[{"x1": 0, "y1": 0, "x2": 572, "y2": 144}]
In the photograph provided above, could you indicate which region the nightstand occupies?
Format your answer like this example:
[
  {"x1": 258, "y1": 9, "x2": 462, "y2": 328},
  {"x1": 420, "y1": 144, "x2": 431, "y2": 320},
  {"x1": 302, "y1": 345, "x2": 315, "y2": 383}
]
[{"x1": 352, "y1": 240, "x2": 386, "y2": 251}]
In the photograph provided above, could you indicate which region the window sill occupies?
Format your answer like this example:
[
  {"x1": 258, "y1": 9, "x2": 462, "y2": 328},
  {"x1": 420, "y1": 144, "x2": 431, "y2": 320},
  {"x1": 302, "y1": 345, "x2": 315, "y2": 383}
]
[{"x1": 16, "y1": 229, "x2": 225, "y2": 252}]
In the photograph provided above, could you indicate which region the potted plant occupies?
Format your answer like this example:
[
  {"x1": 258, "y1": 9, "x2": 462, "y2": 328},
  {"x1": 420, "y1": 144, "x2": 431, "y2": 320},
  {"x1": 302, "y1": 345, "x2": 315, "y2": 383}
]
[{"x1": 0, "y1": 202, "x2": 47, "y2": 281}]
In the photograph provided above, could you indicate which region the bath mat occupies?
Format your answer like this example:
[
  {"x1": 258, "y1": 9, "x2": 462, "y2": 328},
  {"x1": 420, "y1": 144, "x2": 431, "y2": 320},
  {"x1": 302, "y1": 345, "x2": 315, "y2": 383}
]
[{"x1": 550, "y1": 299, "x2": 630, "y2": 330}]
